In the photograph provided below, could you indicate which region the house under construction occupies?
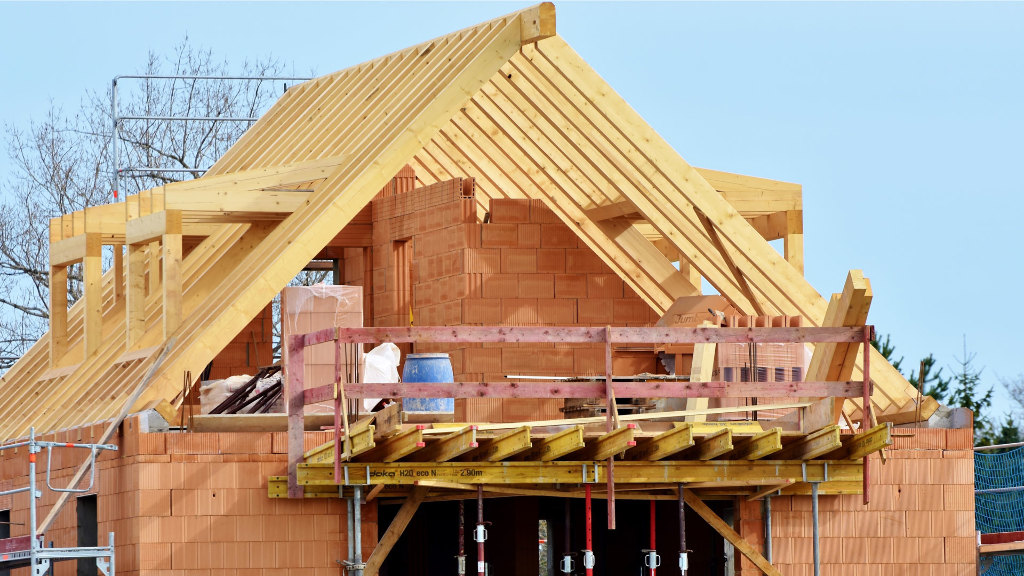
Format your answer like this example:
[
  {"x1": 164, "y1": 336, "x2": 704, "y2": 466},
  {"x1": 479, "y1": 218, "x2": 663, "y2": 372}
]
[{"x1": 0, "y1": 4, "x2": 978, "y2": 576}]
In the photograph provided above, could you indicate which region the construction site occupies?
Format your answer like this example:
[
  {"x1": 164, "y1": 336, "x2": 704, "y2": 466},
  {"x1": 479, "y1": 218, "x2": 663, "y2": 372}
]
[{"x1": 0, "y1": 3, "x2": 1006, "y2": 575}]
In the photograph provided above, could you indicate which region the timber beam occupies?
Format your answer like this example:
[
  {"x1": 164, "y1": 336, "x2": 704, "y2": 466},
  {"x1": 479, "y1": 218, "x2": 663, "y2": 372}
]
[
  {"x1": 747, "y1": 480, "x2": 797, "y2": 501},
  {"x1": 338, "y1": 380, "x2": 864, "y2": 400},
  {"x1": 468, "y1": 426, "x2": 532, "y2": 462},
  {"x1": 515, "y1": 425, "x2": 584, "y2": 461},
  {"x1": 363, "y1": 486, "x2": 428, "y2": 576},
  {"x1": 824, "y1": 423, "x2": 893, "y2": 460},
  {"x1": 125, "y1": 210, "x2": 184, "y2": 341},
  {"x1": 406, "y1": 426, "x2": 478, "y2": 462},
  {"x1": 270, "y1": 477, "x2": 863, "y2": 500},
  {"x1": 686, "y1": 428, "x2": 733, "y2": 460},
  {"x1": 775, "y1": 425, "x2": 842, "y2": 460},
  {"x1": 725, "y1": 428, "x2": 783, "y2": 460},
  {"x1": 682, "y1": 489, "x2": 783, "y2": 576},
  {"x1": 627, "y1": 424, "x2": 694, "y2": 461},
  {"x1": 126, "y1": 210, "x2": 182, "y2": 245},
  {"x1": 571, "y1": 425, "x2": 637, "y2": 461},
  {"x1": 356, "y1": 426, "x2": 425, "y2": 463},
  {"x1": 299, "y1": 459, "x2": 862, "y2": 487},
  {"x1": 49, "y1": 234, "x2": 89, "y2": 267},
  {"x1": 304, "y1": 426, "x2": 377, "y2": 464}
]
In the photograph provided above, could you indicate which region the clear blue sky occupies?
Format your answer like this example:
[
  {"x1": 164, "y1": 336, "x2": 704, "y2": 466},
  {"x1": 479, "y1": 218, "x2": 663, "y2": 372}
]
[{"x1": 2, "y1": 2, "x2": 1022, "y2": 414}]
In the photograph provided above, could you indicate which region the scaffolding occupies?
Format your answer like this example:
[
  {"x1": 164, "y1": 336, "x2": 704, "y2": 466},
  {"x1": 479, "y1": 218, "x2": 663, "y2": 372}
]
[
  {"x1": 0, "y1": 428, "x2": 118, "y2": 575},
  {"x1": 109, "y1": 73, "x2": 313, "y2": 197}
]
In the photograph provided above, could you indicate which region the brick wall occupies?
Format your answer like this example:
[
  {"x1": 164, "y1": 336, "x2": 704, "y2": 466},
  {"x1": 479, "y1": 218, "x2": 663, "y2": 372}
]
[
  {"x1": 207, "y1": 304, "x2": 274, "y2": 381},
  {"x1": 368, "y1": 178, "x2": 660, "y2": 422},
  {"x1": 736, "y1": 427, "x2": 976, "y2": 576},
  {"x1": 0, "y1": 419, "x2": 375, "y2": 575}
]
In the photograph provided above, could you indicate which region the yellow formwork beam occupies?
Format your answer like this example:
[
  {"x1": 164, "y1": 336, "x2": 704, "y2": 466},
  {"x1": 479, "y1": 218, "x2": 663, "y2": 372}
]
[{"x1": 297, "y1": 459, "x2": 862, "y2": 487}]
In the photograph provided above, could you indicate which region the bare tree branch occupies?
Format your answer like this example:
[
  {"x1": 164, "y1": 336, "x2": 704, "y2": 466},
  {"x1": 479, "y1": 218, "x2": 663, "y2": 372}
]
[{"x1": 0, "y1": 37, "x2": 285, "y2": 371}]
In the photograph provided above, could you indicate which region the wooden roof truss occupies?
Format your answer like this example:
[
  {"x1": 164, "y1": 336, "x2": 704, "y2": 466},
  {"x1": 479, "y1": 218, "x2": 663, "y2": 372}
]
[{"x1": 0, "y1": 3, "x2": 930, "y2": 442}]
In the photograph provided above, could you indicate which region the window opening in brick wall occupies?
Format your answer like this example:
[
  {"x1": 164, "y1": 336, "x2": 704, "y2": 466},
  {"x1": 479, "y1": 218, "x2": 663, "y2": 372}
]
[{"x1": 76, "y1": 494, "x2": 97, "y2": 576}]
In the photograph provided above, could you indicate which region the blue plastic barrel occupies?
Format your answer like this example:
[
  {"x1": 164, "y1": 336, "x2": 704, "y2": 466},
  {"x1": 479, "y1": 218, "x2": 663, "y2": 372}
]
[{"x1": 401, "y1": 353, "x2": 455, "y2": 413}]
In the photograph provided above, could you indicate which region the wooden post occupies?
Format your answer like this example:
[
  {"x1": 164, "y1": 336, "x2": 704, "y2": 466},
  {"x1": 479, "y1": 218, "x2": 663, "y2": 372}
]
[
  {"x1": 126, "y1": 244, "x2": 147, "y2": 346},
  {"x1": 112, "y1": 243, "x2": 124, "y2": 305},
  {"x1": 604, "y1": 326, "x2": 617, "y2": 530},
  {"x1": 161, "y1": 210, "x2": 183, "y2": 338},
  {"x1": 49, "y1": 264, "x2": 68, "y2": 366},
  {"x1": 862, "y1": 325, "x2": 872, "y2": 505},
  {"x1": 784, "y1": 210, "x2": 804, "y2": 274},
  {"x1": 83, "y1": 233, "x2": 103, "y2": 357},
  {"x1": 147, "y1": 240, "x2": 161, "y2": 294},
  {"x1": 685, "y1": 321, "x2": 716, "y2": 422}
]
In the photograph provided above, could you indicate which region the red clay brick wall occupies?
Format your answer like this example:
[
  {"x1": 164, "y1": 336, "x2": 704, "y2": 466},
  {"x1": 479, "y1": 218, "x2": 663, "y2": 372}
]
[
  {"x1": 368, "y1": 179, "x2": 660, "y2": 422},
  {"x1": 0, "y1": 420, "x2": 138, "y2": 576},
  {"x1": 207, "y1": 304, "x2": 274, "y2": 381},
  {"x1": 736, "y1": 427, "x2": 976, "y2": 576},
  {"x1": 0, "y1": 419, "x2": 375, "y2": 575}
]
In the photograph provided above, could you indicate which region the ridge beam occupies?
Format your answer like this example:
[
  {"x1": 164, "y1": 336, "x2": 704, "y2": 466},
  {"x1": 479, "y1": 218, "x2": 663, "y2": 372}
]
[{"x1": 520, "y1": 2, "x2": 555, "y2": 44}]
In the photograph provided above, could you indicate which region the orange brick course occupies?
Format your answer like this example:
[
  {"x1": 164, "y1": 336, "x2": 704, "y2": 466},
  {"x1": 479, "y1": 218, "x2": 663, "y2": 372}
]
[
  {"x1": 0, "y1": 416, "x2": 376, "y2": 576},
  {"x1": 736, "y1": 427, "x2": 976, "y2": 576}
]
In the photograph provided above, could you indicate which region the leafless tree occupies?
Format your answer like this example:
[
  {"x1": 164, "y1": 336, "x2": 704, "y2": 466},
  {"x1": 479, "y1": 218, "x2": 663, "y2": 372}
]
[{"x1": 0, "y1": 37, "x2": 286, "y2": 369}]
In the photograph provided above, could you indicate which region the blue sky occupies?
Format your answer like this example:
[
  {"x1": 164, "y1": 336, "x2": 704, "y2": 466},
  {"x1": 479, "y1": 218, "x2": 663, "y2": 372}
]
[{"x1": 2, "y1": 2, "x2": 1022, "y2": 414}]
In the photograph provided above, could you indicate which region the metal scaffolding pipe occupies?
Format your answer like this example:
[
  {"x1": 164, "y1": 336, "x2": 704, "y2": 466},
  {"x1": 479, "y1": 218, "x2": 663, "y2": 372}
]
[
  {"x1": 353, "y1": 485, "x2": 364, "y2": 576},
  {"x1": 764, "y1": 496, "x2": 773, "y2": 564},
  {"x1": 811, "y1": 484, "x2": 820, "y2": 576},
  {"x1": 346, "y1": 489, "x2": 354, "y2": 562},
  {"x1": 118, "y1": 115, "x2": 261, "y2": 122},
  {"x1": 584, "y1": 485, "x2": 594, "y2": 576},
  {"x1": 476, "y1": 486, "x2": 486, "y2": 576},
  {"x1": 119, "y1": 167, "x2": 208, "y2": 174},
  {"x1": 458, "y1": 500, "x2": 466, "y2": 576},
  {"x1": 114, "y1": 74, "x2": 312, "y2": 81},
  {"x1": 108, "y1": 73, "x2": 311, "y2": 201},
  {"x1": 678, "y1": 484, "x2": 687, "y2": 575},
  {"x1": 29, "y1": 428, "x2": 38, "y2": 566},
  {"x1": 647, "y1": 500, "x2": 658, "y2": 576},
  {"x1": 561, "y1": 499, "x2": 573, "y2": 574}
]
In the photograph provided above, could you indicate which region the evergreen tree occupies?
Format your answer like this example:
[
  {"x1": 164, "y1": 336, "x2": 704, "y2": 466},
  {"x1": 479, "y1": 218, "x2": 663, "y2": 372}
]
[
  {"x1": 872, "y1": 333, "x2": 903, "y2": 374},
  {"x1": 978, "y1": 416, "x2": 1022, "y2": 452},
  {"x1": 909, "y1": 354, "x2": 950, "y2": 404},
  {"x1": 872, "y1": 334, "x2": 949, "y2": 402},
  {"x1": 948, "y1": 337, "x2": 993, "y2": 440}
]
